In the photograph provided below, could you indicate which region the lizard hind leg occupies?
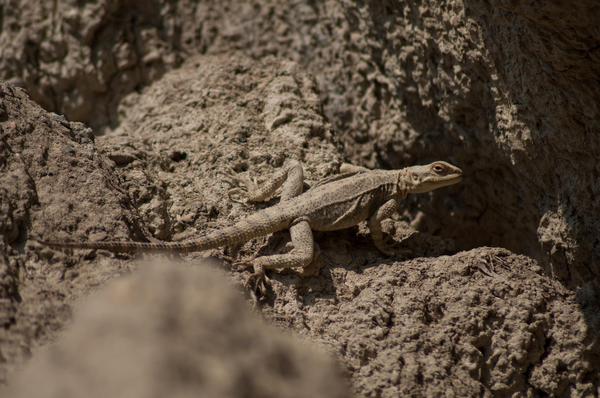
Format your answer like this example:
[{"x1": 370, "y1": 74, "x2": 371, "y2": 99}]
[
  {"x1": 240, "y1": 218, "x2": 314, "y2": 298},
  {"x1": 229, "y1": 160, "x2": 308, "y2": 299}
]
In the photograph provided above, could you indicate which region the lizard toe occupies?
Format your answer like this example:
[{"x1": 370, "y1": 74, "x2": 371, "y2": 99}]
[
  {"x1": 227, "y1": 188, "x2": 250, "y2": 204},
  {"x1": 244, "y1": 264, "x2": 272, "y2": 301}
]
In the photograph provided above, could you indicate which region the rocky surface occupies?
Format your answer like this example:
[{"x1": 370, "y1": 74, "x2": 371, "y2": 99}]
[
  {"x1": 0, "y1": 82, "x2": 143, "y2": 382},
  {"x1": 0, "y1": 54, "x2": 341, "y2": 383},
  {"x1": 2, "y1": 0, "x2": 597, "y2": 288},
  {"x1": 6, "y1": 261, "x2": 349, "y2": 398},
  {"x1": 0, "y1": 0, "x2": 179, "y2": 130},
  {"x1": 1, "y1": 51, "x2": 599, "y2": 396},
  {"x1": 264, "y1": 247, "x2": 599, "y2": 397},
  {"x1": 0, "y1": 0, "x2": 599, "y2": 396},
  {"x1": 101, "y1": 53, "x2": 341, "y2": 244}
]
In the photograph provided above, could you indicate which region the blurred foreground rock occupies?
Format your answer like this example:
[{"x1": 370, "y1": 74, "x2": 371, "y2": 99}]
[{"x1": 6, "y1": 261, "x2": 349, "y2": 398}]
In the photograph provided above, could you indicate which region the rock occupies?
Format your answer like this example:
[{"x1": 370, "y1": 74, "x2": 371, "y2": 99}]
[
  {"x1": 2, "y1": 0, "x2": 597, "y2": 287},
  {"x1": 1, "y1": 3, "x2": 599, "y2": 395},
  {"x1": 6, "y1": 261, "x2": 349, "y2": 398},
  {"x1": 261, "y1": 247, "x2": 600, "y2": 396}
]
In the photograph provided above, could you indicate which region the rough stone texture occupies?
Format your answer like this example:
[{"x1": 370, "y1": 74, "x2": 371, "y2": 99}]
[
  {"x1": 6, "y1": 261, "x2": 349, "y2": 398},
  {"x1": 0, "y1": 82, "x2": 146, "y2": 383},
  {"x1": 0, "y1": 54, "x2": 343, "y2": 384},
  {"x1": 100, "y1": 53, "x2": 341, "y2": 244},
  {"x1": 0, "y1": 0, "x2": 179, "y2": 130},
  {"x1": 2, "y1": 0, "x2": 597, "y2": 288},
  {"x1": 3, "y1": 57, "x2": 599, "y2": 396},
  {"x1": 297, "y1": 0, "x2": 600, "y2": 291},
  {"x1": 263, "y1": 247, "x2": 599, "y2": 397},
  {"x1": 176, "y1": 0, "x2": 600, "y2": 290},
  {"x1": 1, "y1": 2, "x2": 599, "y2": 396}
]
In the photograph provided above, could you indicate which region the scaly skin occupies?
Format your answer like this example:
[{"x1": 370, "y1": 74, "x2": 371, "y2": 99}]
[{"x1": 38, "y1": 161, "x2": 463, "y2": 283}]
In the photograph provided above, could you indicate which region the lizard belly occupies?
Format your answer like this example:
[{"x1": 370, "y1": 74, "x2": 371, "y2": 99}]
[{"x1": 307, "y1": 195, "x2": 377, "y2": 231}]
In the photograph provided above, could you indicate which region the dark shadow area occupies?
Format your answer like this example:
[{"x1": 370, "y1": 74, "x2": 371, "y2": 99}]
[
  {"x1": 339, "y1": 0, "x2": 545, "y2": 265},
  {"x1": 462, "y1": 0, "x2": 600, "y2": 341}
]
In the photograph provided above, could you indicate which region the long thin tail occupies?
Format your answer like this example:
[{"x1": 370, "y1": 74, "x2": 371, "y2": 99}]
[
  {"x1": 37, "y1": 239, "x2": 202, "y2": 253},
  {"x1": 36, "y1": 210, "x2": 289, "y2": 253}
]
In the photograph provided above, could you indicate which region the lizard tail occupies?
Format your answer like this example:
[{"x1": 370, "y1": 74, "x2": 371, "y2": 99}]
[
  {"x1": 36, "y1": 239, "x2": 198, "y2": 253},
  {"x1": 35, "y1": 211, "x2": 289, "y2": 253}
]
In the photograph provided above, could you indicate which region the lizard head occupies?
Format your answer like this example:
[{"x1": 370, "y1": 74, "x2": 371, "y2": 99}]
[{"x1": 405, "y1": 161, "x2": 463, "y2": 193}]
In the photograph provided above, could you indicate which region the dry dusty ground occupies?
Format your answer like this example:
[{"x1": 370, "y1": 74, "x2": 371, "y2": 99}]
[{"x1": 0, "y1": 1, "x2": 599, "y2": 397}]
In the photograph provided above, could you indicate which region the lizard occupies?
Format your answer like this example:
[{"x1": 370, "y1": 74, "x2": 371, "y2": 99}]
[{"x1": 37, "y1": 160, "x2": 463, "y2": 294}]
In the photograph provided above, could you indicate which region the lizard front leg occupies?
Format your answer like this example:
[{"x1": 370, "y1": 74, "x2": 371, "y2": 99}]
[{"x1": 368, "y1": 199, "x2": 400, "y2": 256}]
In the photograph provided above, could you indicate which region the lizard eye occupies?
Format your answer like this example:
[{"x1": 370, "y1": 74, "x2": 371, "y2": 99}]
[{"x1": 433, "y1": 164, "x2": 445, "y2": 174}]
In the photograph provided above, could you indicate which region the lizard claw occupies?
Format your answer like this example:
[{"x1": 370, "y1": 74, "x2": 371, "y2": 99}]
[
  {"x1": 227, "y1": 188, "x2": 249, "y2": 204},
  {"x1": 246, "y1": 266, "x2": 272, "y2": 300},
  {"x1": 234, "y1": 259, "x2": 272, "y2": 300},
  {"x1": 223, "y1": 171, "x2": 260, "y2": 204}
]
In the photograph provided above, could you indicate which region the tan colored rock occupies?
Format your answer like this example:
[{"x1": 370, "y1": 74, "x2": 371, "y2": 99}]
[
  {"x1": 6, "y1": 261, "x2": 349, "y2": 398},
  {"x1": 0, "y1": 82, "x2": 144, "y2": 382},
  {"x1": 2, "y1": 0, "x2": 597, "y2": 289},
  {"x1": 262, "y1": 247, "x2": 599, "y2": 397},
  {"x1": 1, "y1": 5, "x2": 599, "y2": 394}
]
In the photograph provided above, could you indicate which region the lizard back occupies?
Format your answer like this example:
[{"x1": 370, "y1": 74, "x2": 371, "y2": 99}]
[{"x1": 275, "y1": 169, "x2": 404, "y2": 231}]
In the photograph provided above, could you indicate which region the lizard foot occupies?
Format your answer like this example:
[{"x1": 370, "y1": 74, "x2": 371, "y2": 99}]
[
  {"x1": 298, "y1": 243, "x2": 324, "y2": 277},
  {"x1": 233, "y1": 259, "x2": 272, "y2": 301},
  {"x1": 246, "y1": 265, "x2": 272, "y2": 301},
  {"x1": 221, "y1": 169, "x2": 259, "y2": 204}
]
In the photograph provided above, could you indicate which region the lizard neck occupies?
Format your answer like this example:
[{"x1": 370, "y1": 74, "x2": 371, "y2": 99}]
[
  {"x1": 394, "y1": 169, "x2": 411, "y2": 198},
  {"x1": 376, "y1": 170, "x2": 408, "y2": 201}
]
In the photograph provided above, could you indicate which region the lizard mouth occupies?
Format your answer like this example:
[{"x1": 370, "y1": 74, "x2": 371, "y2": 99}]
[
  {"x1": 440, "y1": 174, "x2": 462, "y2": 185},
  {"x1": 448, "y1": 174, "x2": 462, "y2": 183},
  {"x1": 435, "y1": 175, "x2": 462, "y2": 187},
  {"x1": 439, "y1": 167, "x2": 463, "y2": 185},
  {"x1": 416, "y1": 173, "x2": 462, "y2": 192}
]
